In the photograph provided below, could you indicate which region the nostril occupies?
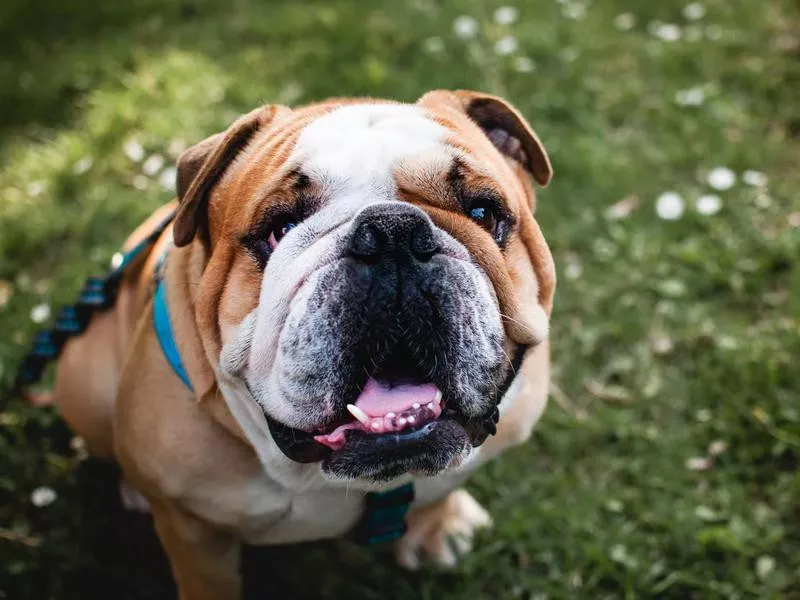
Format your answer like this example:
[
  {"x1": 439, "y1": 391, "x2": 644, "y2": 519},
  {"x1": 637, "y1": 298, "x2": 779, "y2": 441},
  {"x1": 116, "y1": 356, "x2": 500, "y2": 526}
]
[
  {"x1": 410, "y1": 222, "x2": 440, "y2": 261},
  {"x1": 349, "y1": 222, "x2": 383, "y2": 261}
]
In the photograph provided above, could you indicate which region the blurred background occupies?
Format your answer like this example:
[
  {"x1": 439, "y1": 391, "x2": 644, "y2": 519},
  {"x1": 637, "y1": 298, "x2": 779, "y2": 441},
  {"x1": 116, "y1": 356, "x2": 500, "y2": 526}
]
[{"x1": 0, "y1": 0, "x2": 798, "y2": 598}]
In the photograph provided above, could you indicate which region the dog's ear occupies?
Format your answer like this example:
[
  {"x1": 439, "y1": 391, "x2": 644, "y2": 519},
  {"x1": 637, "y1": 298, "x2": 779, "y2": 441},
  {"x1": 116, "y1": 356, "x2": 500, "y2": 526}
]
[
  {"x1": 174, "y1": 105, "x2": 283, "y2": 247},
  {"x1": 418, "y1": 90, "x2": 552, "y2": 187}
]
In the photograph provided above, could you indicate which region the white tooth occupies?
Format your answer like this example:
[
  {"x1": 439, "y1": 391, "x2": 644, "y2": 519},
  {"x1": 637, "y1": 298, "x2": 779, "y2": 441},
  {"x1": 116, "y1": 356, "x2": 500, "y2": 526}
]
[
  {"x1": 398, "y1": 417, "x2": 407, "y2": 427},
  {"x1": 434, "y1": 390, "x2": 443, "y2": 404},
  {"x1": 386, "y1": 412, "x2": 396, "y2": 419},
  {"x1": 412, "y1": 403, "x2": 420, "y2": 410},
  {"x1": 427, "y1": 402, "x2": 435, "y2": 410},
  {"x1": 407, "y1": 415, "x2": 416, "y2": 424},
  {"x1": 347, "y1": 404, "x2": 371, "y2": 426},
  {"x1": 371, "y1": 421, "x2": 382, "y2": 431}
]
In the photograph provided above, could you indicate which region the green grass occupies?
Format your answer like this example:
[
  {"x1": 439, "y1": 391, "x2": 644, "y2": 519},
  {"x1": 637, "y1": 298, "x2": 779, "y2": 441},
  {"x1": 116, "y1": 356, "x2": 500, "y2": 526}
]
[{"x1": 1, "y1": 0, "x2": 799, "y2": 598}]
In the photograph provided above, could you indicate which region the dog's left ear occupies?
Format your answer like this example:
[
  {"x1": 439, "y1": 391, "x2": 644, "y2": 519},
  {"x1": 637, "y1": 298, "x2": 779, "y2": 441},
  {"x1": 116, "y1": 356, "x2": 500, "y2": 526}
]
[
  {"x1": 174, "y1": 105, "x2": 285, "y2": 247},
  {"x1": 418, "y1": 90, "x2": 552, "y2": 187}
]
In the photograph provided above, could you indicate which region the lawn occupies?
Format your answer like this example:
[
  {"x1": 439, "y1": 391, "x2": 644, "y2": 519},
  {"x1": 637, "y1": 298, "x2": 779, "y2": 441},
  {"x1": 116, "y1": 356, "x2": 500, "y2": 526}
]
[{"x1": 1, "y1": 0, "x2": 799, "y2": 598}]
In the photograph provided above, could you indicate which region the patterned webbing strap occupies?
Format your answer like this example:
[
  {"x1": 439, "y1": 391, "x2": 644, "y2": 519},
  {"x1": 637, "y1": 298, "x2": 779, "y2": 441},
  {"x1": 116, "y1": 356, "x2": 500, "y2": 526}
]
[
  {"x1": 13, "y1": 212, "x2": 177, "y2": 393},
  {"x1": 355, "y1": 483, "x2": 414, "y2": 545}
]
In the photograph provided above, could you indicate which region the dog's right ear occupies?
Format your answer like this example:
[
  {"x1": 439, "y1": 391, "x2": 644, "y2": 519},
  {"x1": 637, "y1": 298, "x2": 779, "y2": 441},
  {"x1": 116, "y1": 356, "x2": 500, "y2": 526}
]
[{"x1": 173, "y1": 105, "x2": 283, "y2": 247}]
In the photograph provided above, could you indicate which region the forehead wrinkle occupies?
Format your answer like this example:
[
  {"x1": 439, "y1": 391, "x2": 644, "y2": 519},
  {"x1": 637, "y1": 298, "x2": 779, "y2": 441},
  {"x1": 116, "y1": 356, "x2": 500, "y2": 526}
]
[{"x1": 292, "y1": 103, "x2": 447, "y2": 209}]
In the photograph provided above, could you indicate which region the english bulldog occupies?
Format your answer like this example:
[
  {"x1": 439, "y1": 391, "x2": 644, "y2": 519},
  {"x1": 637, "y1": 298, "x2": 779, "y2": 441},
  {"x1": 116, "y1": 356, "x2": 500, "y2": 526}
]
[{"x1": 52, "y1": 90, "x2": 555, "y2": 599}]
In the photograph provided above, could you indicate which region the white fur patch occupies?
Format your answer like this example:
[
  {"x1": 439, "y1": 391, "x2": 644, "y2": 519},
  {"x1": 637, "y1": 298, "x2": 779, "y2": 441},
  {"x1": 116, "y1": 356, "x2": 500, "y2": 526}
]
[{"x1": 295, "y1": 104, "x2": 447, "y2": 199}]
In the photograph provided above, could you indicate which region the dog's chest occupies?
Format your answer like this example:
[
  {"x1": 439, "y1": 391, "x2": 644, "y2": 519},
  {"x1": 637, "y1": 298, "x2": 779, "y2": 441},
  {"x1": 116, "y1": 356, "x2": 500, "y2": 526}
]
[
  {"x1": 245, "y1": 487, "x2": 365, "y2": 545},
  {"x1": 185, "y1": 474, "x2": 365, "y2": 545}
]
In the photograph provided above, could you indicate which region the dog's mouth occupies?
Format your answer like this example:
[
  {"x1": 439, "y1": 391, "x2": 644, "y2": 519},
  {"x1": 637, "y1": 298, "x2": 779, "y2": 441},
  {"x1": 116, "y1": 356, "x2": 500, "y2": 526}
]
[
  {"x1": 313, "y1": 379, "x2": 444, "y2": 450},
  {"x1": 263, "y1": 343, "x2": 525, "y2": 480},
  {"x1": 265, "y1": 377, "x2": 491, "y2": 480}
]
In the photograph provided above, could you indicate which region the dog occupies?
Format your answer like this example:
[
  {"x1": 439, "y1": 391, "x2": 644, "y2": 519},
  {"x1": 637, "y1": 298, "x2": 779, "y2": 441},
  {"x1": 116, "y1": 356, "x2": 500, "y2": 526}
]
[{"x1": 51, "y1": 90, "x2": 555, "y2": 599}]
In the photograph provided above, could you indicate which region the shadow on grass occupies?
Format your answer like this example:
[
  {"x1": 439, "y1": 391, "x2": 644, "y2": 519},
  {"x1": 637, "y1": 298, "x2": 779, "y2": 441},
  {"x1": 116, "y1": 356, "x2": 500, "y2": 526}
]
[{"x1": 0, "y1": 0, "x2": 465, "y2": 145}]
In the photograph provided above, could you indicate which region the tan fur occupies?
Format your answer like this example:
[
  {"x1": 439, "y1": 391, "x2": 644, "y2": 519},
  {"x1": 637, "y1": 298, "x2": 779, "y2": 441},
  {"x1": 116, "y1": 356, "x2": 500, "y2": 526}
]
[{"x1": 52, "y1": 91, "x2": 555, "y2": 598}]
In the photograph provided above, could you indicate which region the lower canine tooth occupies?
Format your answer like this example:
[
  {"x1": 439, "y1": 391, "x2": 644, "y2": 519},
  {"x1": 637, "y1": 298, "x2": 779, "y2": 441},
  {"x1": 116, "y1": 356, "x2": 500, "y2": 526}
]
[{"x1": 434, "y1": 390, "x2": 443, "y2": 404}]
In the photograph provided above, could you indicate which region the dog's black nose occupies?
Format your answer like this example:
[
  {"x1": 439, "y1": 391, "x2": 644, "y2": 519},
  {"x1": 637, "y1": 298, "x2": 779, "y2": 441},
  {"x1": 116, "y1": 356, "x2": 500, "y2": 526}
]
[{"x1": 348, "y1": 202, "x2": 440, "y2": 263}]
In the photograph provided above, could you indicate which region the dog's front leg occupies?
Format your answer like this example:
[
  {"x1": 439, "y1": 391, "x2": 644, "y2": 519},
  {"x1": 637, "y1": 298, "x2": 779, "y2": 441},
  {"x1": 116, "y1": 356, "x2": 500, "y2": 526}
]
[
  {"x1": 395, "y1": 488, "x2": 492, "y2": 570},
  {"x1": 152, "y1": 503, "x2": 242, "y2": 600}
]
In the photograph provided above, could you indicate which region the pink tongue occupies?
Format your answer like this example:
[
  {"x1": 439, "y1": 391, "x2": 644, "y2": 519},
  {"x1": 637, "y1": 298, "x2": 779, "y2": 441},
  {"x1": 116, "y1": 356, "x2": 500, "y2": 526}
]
[{"x1": 355, "y1": 378, "x2": 438, "y2": 417}]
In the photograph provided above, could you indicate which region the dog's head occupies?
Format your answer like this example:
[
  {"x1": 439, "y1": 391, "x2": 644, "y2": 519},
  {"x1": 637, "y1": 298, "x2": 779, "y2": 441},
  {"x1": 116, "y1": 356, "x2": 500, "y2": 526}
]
[{"x1": 175, "y1": 91, "x2": 555, "y2": 483}]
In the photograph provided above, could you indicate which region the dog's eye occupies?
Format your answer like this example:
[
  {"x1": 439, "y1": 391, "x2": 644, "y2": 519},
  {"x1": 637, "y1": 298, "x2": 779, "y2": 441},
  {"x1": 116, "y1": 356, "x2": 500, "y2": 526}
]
[
  {"x1": 243, "y1": 219, "x2": 298, "y2": 269},
  {"x1": 467, "y1": 200, "x2": 499, "y2": 236},
  {"x1": 268, "y1": 221, "x2": 297, "y2": 249}
]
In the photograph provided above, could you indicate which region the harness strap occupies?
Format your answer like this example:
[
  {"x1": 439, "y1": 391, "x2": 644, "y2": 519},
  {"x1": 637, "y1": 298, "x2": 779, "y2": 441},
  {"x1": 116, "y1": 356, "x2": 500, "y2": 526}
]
[
  {"x1": 13, "y1": 211, "x2": 177, "y2": 393},
  {"x1": 152, "y1": 280, "x2": 193, "y2": 391},
  {"x1": 355, "y1": 483, "x2": 414, "y2": 545}
]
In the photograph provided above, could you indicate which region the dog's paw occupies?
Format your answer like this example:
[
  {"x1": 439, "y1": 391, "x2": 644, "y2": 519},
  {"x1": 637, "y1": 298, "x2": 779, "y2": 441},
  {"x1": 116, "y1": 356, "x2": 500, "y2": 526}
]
[{"x1": 395, "y1": 489, "x2": 492, "y2": 570}]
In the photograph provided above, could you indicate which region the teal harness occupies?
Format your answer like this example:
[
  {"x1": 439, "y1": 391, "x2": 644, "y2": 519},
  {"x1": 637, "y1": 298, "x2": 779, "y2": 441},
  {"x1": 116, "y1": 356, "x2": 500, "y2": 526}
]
[{"x1": 15, "y1": 210, "x2": 412, "y2": 545}]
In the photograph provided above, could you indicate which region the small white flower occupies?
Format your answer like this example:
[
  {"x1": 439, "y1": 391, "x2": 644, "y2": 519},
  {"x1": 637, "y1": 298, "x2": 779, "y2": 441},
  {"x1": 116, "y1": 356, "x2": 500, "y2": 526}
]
[
  {"x1": 610, "y1": 544, "x2": 628, "y2": 563},
  {"x1": 659, "y1": 279, "x2": 687, "y2": 297},
  {"x1": 167, "y1": 138, "x2": 187, "y2": 158},
  {"x1": 560, "y1": 47, "x2": 579, "y2": 62},
  {"x1": 695, "y1": 408, "x2": 712, "y2": 422},
  {"x1": 707, "y1": 167, "x2": 736, "y2": 190},
  {"x1": 123, "y1": 139, "x2": 145, "y2": 162},
  {"x1": 614, "y1": 13, "x2": 635, "y2": 31},
  {"x1": 30, "y1": 303, "x2": 51, "y2": 324},
  {"x1": 27, "y1": 181, "x2": 46, "y2": 197},
  {"x1": 742, "y1": 170, "x2": 767, "y2": 187},
  {"x1": 605, "y1": 498, "x2": 624, "y2": 513},
  {"x1": 651, "y1": 334, "x2": 674, "y2": 355},
  {"x1": 513, "y1": 56, "x2": 535, "y2": 73},
  {"x1": 494, "y1": 6, "x2": 519, "y2": 26},
  {"x1": 683, "y1": 2, "x2": 706, "y2": 21},
  {"x1": 708, "y1": 440, "x2": 728, "y2": 456},
  {"x1": 717, "y1": 335, "x2": 738, "y2": 350},
  {"x1": 653, "y1": 23, "x2": 682, "y2": 42},
  {"x1": 564, "y1": 261, "x2": 583, "y2": 280},
  {"x1": 605, "y1": 195, "x2": 639, "y2": 220},
  {"x1": 142, "y1": 154, "x2": 165, "y2": 177},
  {"x1": 695, "y1": 505, "x2": 718, "y2": 521},
  {"x1": 453, "y1": 15, "x2": 479, "y2": 39},
  {"x1": 422, "y1": 36, "x2": 445, "y2": 54},
  {"x1": 562, "y1": 2, "x2": 587, "y2": 21},
  {"x1": 70, "y1": 436, "x2": 89, "y2": 461},
  {"x1": 675, "y1": 87, "x2": 705, "y2": 106},
  {"x1": 31, "y1": 486, "x2": 57, "y2": 507},
  {"x1": 655, "y1": 191, "x2": 685, "y2": 220},
  {"x1": 159, "y1": 166, "x2": 177, "y2": 191},
  {"x1": 756, "y1": 555, "x2": 776, "y2": 580},
  {"x1": 696, "y1": 194, "x2": 722, "y2": 215},
  {"x1": 686, "y1": 456, "x2": 712, "y2": 471},
  {"x1": 494, "y1": 35, "x2": 518, "y2": 56},
  {"x1": 73, "y1": 156, "x2": 93, "y2": 175},
  {"x1": 132, "y1": 175, "x2": 149, "y2": 190},
  {"x1": 705, "y1": 24, "x2": 723, "y2": 40},
  {"x1": 755, "y1": 192, "x2": 772, "y2": 209}
]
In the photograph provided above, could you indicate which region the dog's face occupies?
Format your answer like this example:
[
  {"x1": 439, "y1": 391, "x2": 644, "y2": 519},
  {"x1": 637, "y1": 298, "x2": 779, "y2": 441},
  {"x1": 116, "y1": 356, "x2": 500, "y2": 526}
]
[{"x1": 174, "y1": 91, "x2": 555, "y2": 483}]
